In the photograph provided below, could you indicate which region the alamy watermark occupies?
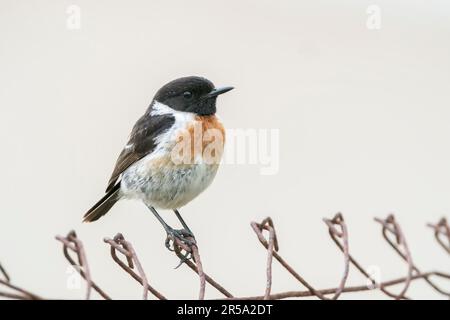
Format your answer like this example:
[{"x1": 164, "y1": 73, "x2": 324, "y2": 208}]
[
  {"x1": 366, "y1": 5, "x2": 382, "y2": 30},
  {"x1": 66, "y1": 5, "x2": 81, "y2": 30},
  {"x1": 366, "y1": 265, "x2": 382, "y2": 289},
  {"x1": 66, "y1": 265, "x2": 83, "y2": 290}
]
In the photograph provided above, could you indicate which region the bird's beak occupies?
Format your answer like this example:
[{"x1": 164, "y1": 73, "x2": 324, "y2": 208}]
[{"x1": 204, "y1": 86, "x2": 234, "y2": 99}]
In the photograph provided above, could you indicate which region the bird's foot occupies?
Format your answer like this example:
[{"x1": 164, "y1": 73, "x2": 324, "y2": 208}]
[
  {"x1": 165, "y1": 228, "x2": 196, "y2": 249},
  {"x1": 164, "y1": 227, "x2": 196, "y2": 267}
]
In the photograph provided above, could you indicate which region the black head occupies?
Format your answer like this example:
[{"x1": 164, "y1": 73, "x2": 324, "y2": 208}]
[{"x1": 153, "y1": 76, "x2": 233, "y2": 116}]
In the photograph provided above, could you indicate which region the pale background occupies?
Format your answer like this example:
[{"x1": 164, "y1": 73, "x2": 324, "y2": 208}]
[{"x1": 0, "y1": 0, "x2": 449, "y2": 299}]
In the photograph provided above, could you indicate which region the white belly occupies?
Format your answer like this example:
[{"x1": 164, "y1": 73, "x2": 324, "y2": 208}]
[{"x1": 121, "y1": 156, "x2": 219, "y2": 209}]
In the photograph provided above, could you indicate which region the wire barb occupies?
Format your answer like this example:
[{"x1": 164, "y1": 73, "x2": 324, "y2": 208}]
[
  {"x1": 427, "y1": 218, "x2": 450, "y2": 254},
  {"x1": 171, "y1": 237, "x2": 206, "y2": 299},
  {"x1": 55, "y1": 230, "x2": 110, "y2": 300},
  {"x1": 322, "y1": 213, "x2": 350, "y2": 300},
  {"x1": 104, "y1": 233, "x2": 166, "y2": 300}
]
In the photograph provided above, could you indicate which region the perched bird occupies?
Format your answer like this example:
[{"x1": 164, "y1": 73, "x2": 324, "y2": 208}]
[{"x1": 83, "y1": 76, "x2": 233, "y2": 246}]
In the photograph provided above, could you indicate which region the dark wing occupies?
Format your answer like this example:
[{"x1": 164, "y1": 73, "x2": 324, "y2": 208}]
[{"x1": 105, "y1": 112, "x2": 175, "y2": 192}]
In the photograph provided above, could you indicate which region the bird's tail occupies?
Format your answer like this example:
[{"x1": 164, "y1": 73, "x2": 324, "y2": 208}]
[{"x1": 83, "y1": 183, "x2": 121, "y2": 222}]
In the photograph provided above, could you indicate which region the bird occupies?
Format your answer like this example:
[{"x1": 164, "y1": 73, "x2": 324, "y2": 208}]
[{"x1": 83, "y1": 76, "x2": 233, "y2": 248}]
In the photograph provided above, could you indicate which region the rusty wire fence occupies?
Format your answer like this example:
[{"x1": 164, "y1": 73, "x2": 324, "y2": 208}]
[{"x1": 1, "y1": 214, "x2": 449, "y2": 300}]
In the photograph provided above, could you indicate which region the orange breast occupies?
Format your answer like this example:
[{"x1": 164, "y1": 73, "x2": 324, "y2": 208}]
[
  {"x1": 195, "y1": 115, "x2": 225, "y2": 142},
  {"x1": 175, "y1": 115, "x2": 225, "y2": 164}
]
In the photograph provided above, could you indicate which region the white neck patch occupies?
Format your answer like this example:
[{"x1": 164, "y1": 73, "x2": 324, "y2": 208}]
[
  {"x1": 150, "y1": 100, "x2": 195, "y2": 117},
  {"x1": 149, "y1": 101, "x2": 196, "y2": 149}
]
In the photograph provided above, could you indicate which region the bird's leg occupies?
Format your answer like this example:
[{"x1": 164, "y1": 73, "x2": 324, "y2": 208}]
[
  {"x1": 173, "y1": 209, "x2": 195, "y2": 240},
  {"x1": 172, "y1": 209, "x2": 197, "y2": 268},
  {"x1": 146, "y1": 205, "x2": 196, "y2": 253}
]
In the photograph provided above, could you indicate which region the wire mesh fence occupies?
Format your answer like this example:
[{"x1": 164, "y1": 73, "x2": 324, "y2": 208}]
[{"x1": 1, "y1": 214, "x2": 449, "y2": 300}]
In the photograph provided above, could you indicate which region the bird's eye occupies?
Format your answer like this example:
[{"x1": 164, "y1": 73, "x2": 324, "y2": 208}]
[{"x1": 183, "y1": 91, "x2": 193, "y2": 100}]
